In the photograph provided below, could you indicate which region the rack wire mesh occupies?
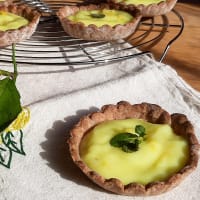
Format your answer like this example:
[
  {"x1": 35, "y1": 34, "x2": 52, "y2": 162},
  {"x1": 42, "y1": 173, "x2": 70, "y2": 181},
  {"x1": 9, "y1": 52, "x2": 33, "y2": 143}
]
[{"x1": 0, "y1": 0, "x2": 184, "y2": 65}]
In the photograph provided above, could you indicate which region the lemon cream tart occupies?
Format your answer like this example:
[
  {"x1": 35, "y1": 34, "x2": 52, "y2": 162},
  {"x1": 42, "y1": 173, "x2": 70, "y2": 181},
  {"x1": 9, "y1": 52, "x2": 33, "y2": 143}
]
[
  {"x1": 57, "y1": 4, "x2": 141, "y2": 41},
  {"x1": 109, "y1": 0, "x2": 177, "y2": 17},
  {"x1": 69, "y1": 101, "x2": 199, "y2": 196},
  {"x1": 0, "y1": 4, "x2": 40, "y2": 47}
]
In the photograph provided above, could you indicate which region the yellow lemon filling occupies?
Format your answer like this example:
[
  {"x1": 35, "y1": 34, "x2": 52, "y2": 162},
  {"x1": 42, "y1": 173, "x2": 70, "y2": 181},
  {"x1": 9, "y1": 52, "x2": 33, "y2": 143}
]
[
  {"x1": 0, "y1": 11, "x2": 29, "y2": 31},
  {"x1": 116, "y1": 0, "x2": 165, "y2": 5},
  {"x1": 68, "y1": 9, "x2": 133, "y2": 27},
  {"x1": 80, "y1": 118, "x2": 189, "y2": 185}
]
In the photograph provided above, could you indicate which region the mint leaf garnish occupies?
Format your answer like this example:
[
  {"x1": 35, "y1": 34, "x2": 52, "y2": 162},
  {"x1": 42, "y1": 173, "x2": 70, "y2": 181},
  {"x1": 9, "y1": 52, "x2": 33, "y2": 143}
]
[
  {"x1": 90, "y1": 13, "x2": 105, "y2": 18},
  {"x1": 110, "y1": 133, "x2": 138, "y2": 147},
  {"x1": 135, "y1": 125, "x2": 146, "y2": 137},
  {"x1": 110, "y1": 124, "x2": 146, "y2": 153}
]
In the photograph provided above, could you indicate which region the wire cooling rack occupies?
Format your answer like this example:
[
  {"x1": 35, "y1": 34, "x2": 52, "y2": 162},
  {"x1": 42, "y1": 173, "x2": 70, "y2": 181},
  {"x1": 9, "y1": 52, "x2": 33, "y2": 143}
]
[{"x1": 0, "y1": 0, "x2": 184, "y2": 65}]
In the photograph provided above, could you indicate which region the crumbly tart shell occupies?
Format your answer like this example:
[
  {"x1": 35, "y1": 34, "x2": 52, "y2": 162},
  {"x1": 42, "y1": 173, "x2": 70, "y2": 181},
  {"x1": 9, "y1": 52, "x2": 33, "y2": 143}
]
[
  {"x1": 108, "y1": 0, "x2": 177, "y2": 17},
  {"x1": 68, "y1": 101, "x2": 200, "y2": 196},
  {"x1": 57, "y1": 4, "x2": 142, "y2": 41},
  {"x1": 0, "y1": 4, "x2": 40, "y2": 47}
]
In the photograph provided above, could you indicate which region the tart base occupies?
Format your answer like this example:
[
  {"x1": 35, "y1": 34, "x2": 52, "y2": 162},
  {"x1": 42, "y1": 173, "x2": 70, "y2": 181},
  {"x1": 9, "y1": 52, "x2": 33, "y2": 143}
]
[
  {"x1": 69, "y1": 101, "x2": 199, "y2": 196},
  {"x1": 0, "y1": 4, "x2": 40, "y2": 47}
]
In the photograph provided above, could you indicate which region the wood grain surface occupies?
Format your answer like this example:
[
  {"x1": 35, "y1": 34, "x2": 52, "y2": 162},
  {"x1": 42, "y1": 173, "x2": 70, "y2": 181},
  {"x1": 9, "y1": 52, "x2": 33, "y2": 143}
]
[
  {"x1": 134, "y1": 1, "x2": 200, "y2": 91},
  {"x1": 165, "y1": 2, "x2": 200, "y2": 92}
]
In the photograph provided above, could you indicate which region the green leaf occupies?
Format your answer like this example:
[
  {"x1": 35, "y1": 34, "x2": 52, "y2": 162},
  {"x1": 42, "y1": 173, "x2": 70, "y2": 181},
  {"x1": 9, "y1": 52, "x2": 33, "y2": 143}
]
[
  {"x1": 90, "y1": 13, "x2": 105, "y2": 18},
  {"x1": 110, "y1": 132, "x2": 141, "y2": 153},
  {"x1": 110, "y1": 132, "x2": 138, "y2": 147},
  {"x1": 122, "y1": 139, "x2": 140, "y2": 153},
  {"x1": 110, "y1": 125, "x2": 146, "y2": 153},
  {"x1": 1, "y1": 130, "x2": 25, "y2": 155},
  {"x1": 123, "y1": 139, "x2": 140, "y2": 152},
  {"x1": 135, "y1": 125, "x2": 146, "y2": 137},
  {"x1": 0, "y1": 77, "x2": 22, "y2": 132}
]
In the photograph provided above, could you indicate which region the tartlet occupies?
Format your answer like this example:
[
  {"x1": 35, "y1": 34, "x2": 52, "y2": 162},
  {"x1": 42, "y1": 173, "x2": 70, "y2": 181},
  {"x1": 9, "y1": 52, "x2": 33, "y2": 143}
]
[
  {"x1": 57, "y1": 4, "x2": 141, "y2": 41},
  {"x1": 68, "y1": 101, "x2": 199, "y2": 196},
  {"x1": 0, "y1": 4, "x2": 40, "y2": 47},
  {"x1": 108, "y1": 0, "x2": 177, "y2": 17}
]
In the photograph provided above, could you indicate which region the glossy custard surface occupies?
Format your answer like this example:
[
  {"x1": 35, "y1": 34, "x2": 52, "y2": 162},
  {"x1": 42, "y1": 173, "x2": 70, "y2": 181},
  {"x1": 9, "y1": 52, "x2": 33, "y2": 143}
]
[
  {"x1": 0, "y1": 11, "x2": 28, "y2": 31},
  {"x1": 116, "y1": 0, "x2": 164, "y2": 5},
  {"x1": 80, "y1": 118, "x2": 189, "y2": 185},
  {"x1": 68, "y1": 9, "x2": 133, "y2": 27}
]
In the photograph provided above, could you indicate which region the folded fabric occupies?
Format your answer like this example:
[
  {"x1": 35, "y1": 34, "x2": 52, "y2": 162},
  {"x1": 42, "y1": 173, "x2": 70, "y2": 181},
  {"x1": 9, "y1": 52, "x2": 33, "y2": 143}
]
[{"x1": 0, "y1": 52, "x2": 200, "y2": 200}]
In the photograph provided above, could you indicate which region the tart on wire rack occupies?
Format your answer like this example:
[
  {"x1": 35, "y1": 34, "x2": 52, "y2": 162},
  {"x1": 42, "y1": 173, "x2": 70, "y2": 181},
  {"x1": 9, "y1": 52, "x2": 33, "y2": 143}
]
[
  {"x1": 57, "y1": 3, "x2": 142, "y2": 41},
  {"x1": 0, "y1": 4, "x2": 40, "y2": 47}
]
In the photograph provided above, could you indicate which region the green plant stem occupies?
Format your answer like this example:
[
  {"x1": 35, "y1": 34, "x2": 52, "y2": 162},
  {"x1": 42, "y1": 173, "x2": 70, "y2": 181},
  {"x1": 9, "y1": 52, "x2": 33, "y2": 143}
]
[{"x1": 12, "y1": 43, "x2": 18, "y2": 82}]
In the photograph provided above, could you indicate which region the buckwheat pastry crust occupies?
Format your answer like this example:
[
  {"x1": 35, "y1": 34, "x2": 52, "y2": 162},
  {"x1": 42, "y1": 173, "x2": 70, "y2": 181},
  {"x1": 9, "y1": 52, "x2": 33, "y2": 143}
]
[
  {"x1": 68, "y1": 101, "x2": 199, "y2": 196},
  {"x1": 0, "y1": 0, "x2": 13, "y2": 6},
  {"x1": 108, "y1": 0, "x2": 177, "y2": 17},
  {"x1": 0, "y1": 4, "x2": 40, "y2": 47},
  {"x1": 57, "y1": 4, "x2": 141, "y2": 41}
]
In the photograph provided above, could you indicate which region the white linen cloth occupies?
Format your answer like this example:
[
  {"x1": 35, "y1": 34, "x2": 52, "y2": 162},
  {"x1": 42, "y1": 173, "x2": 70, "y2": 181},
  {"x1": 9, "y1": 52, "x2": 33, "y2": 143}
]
[{"x1": 0, "y1": 51, "x2": 200, "y2": 200}]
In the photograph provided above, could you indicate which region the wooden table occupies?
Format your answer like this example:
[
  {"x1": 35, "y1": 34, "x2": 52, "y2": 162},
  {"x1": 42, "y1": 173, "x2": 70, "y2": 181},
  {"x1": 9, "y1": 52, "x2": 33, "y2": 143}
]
[{"x1": 135, "y1": 1, "x2": 200, "y2": 91}]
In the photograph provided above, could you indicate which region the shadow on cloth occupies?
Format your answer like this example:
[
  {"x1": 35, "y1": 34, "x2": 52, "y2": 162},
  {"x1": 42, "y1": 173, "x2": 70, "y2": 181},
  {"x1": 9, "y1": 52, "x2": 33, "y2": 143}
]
[{"x1": 39, "y1": 107, "x2": 106, "y2": 193}]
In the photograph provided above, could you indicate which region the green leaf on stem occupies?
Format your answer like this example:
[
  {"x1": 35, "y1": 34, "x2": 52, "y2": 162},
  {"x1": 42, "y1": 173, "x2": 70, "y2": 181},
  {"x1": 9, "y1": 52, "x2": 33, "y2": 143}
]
[
  {"x1": 0, "y1": 77, "x2": 22, "y2": 132},
  {"x1": 0, "y1": 44, "x2": 21, "y2": 132}
]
